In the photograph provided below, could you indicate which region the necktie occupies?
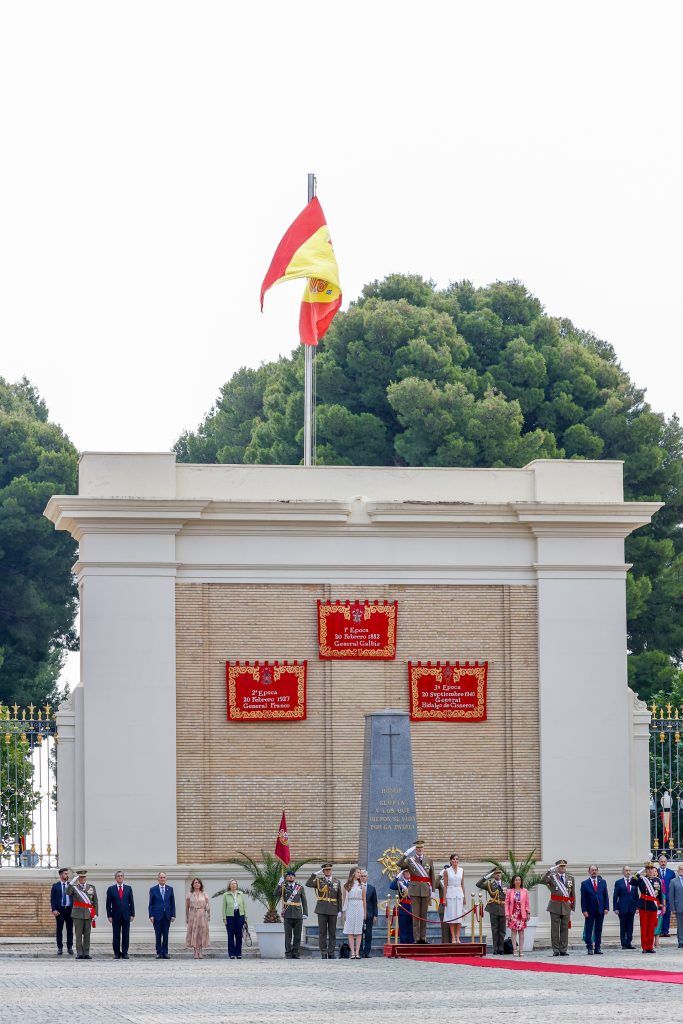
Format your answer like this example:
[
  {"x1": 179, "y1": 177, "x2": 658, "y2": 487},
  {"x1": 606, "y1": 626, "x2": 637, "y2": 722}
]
[
  {"x1": 160, "y1": 886, "x2": 165, "y2": 899},
  {"x1": 119, "y1": 885, "x2": 124, "y2": 900},
  {"x1": 593, "y1": 879, "x2": 597, "y2": 892},
  {"x1": 62, "y1": 883, "x2": 67, "y2": 907}
]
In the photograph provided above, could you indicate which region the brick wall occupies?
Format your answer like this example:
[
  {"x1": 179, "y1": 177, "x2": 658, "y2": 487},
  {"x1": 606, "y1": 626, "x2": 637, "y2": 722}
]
[
  {"x1": 176, "y1": 583, "x2": 540, "y2": 864},
  {"x1": 0, "y1": 880, "x2": 54, "y2": 936}
]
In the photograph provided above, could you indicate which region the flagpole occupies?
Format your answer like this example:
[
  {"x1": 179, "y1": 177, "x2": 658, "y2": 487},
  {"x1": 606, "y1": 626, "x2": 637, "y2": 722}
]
[{"x1": 303, "y1": 172, "x2": 316, "y2": 467}]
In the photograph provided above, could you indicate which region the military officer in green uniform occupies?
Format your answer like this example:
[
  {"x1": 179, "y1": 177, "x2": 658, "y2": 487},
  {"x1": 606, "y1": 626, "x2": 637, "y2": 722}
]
[
  {"x1": 306, "y1": 863, "x2": 342, "y2": 959},
  {"x1": 542, "y1": 859, "x2": 575, "y2": 955},
  {"x1": 67, "y1": 869, "x2": 99, "y2": 959},
  {"x1": 476, "y1": 868, "x2": 507, "y2": 954},
  {"x1": 398, "y1": 841, "x2": 435, "y2": 943},
  {"x1": 279, "y1": 869, "x2": 308, "y2": 959}
]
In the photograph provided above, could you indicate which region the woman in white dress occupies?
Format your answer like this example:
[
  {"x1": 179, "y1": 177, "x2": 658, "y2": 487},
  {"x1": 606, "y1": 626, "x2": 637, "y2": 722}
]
[
  {"x1": 342, "y1": 866, "x2": 367, "y2": 959},
  {"x1": 443, "y1": 853, "x2": 465, "y2": 943}
]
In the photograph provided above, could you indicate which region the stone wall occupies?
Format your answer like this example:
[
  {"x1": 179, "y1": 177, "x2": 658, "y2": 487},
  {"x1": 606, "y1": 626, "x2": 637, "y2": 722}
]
[
  {"x1": 176, "y1": 583, "x2": 540, "y2": 864},
  {"x1": 0, "y1": 878, "x2": 54, "y2": 937}
]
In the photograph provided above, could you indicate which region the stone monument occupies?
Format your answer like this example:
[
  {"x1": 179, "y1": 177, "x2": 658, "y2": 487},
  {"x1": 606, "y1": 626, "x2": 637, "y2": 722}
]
[{"x1": 358, "y1": 709, "x2": 418, "y2": 905}]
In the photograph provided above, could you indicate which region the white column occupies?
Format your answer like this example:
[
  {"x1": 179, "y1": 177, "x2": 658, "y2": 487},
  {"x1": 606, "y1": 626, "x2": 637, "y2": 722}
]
[
  {"x1": 537, "y1": 557, "x2": 633, "y2": 863},
  {"x1": 79, "y1": 557, "x2": 177, "y2": 865},
  {"x1": 630, "y1": 691, "x2": 652, "y2": 860},
  {"x1": 55, "y1": 692, "x2": 76, "y2": 866}
]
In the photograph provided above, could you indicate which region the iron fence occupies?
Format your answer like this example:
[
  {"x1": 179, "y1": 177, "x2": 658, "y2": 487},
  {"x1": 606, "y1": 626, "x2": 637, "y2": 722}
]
[
  {"x1": 650, "y1": 702, "x2": 683, "y2": 859},
  {"x1": 0, "y1": 703, "x2": 58, "y2": 867}
]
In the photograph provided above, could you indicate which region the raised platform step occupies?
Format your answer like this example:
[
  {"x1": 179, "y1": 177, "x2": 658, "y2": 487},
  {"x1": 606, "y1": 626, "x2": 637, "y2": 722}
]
[{"x1": 384, "y1": 942, "x2": 487, "y2": 958}]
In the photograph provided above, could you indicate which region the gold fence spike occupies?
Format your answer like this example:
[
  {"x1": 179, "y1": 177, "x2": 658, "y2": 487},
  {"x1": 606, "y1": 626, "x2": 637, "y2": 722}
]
[
  {"x1": 44, "y1": 703, "x2": 52, "y2": 718},
  {"x1": 28, "y1": 703, "x2": 35, "y2": 718},
  {"x1": 650, "y1": 701, "x2": 657, "y2": 716},
  {"x1": 37, "y1": 709, "x2": 42, "y2": 721},
  {"x1": 667, "y1": 703, "x2": 673, "y2": 718},
  {"x1": 21, "y1": 709, "x2": 26, "y2": 721},
  {"x1": 11, "y1": 703, "x2": 19, "y2": 718}
]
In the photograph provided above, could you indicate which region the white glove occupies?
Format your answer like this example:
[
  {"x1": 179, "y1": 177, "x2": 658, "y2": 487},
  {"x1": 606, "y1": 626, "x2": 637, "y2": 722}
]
[{"x1": 404, "y1": 845, "x2": 416, "y2": 856}]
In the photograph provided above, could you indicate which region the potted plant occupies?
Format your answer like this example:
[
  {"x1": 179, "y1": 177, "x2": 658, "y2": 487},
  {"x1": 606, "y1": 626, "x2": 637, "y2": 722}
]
[
  {"x1": 484, "y1": 850, "x2": 544, "y2": 952},
  {"x1": 215, "y1": 850, "x2": 307, "y2": 959}
]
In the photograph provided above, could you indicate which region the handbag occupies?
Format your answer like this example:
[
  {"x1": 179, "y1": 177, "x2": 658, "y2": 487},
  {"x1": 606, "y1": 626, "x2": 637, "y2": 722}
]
[
  {"x1": 339, "y1": 941, "x2": 351, "y2": 959},
  {"x1": 242, "y1": 920, "x2": 252, "y2": 947},
  {"x1": 503, "y1": 937, "x2": 513, "y2": 955}
]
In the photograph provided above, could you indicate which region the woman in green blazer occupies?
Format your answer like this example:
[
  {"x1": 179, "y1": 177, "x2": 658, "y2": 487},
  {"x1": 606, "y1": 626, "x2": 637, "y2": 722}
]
[{"x1": 222, "y1": 879, "x2": 247, "y2": 959}]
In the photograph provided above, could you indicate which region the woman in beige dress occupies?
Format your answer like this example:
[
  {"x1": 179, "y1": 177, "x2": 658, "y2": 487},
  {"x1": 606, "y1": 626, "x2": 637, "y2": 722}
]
[{"x1": 186, "y1": 877, "x2": 210, "y2": 958}]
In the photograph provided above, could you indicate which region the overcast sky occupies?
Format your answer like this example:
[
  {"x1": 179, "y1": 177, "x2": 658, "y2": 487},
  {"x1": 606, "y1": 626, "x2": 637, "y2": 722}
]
[{"x1": 1, "y1": 0, "x2": 682, "y2": 455}]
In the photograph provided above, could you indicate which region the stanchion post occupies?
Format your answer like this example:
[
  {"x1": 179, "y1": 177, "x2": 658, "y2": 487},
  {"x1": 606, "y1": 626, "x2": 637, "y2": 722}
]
[
  {"x1": 478, "y1": 894, "x2": 484, "y2": 944},
  {"x1": 471, "y1": 892, "x2": 476, "y2": 943}
]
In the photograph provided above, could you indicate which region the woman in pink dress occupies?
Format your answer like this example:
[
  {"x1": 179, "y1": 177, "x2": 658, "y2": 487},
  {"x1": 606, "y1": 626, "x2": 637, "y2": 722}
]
[
  {"x1": 186, "y1": 877, "x2": 211, "y2": 959},
  {"x1": 504, "y1": 874, "x2": 530, "y2": 957}
]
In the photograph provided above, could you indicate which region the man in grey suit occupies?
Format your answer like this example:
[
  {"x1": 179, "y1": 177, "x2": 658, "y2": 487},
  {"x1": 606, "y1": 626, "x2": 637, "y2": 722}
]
[{"x1": 667, "y1": 863, "x2": 683, "y2": 948}]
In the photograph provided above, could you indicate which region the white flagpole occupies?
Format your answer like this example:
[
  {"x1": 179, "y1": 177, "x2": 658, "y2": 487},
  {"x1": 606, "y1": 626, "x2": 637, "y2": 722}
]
[{"x1": 303, "y1": 172, "x2": 316, "y2": 467}]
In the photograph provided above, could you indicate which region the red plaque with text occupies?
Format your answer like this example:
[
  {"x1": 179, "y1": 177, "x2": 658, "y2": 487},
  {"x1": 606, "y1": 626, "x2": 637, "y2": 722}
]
[
  {"x1": 226, "y1": 661, "x2": 306, "y2": 721},
  {"x1": 317, "y1": 600, "x2": 398, "y2": 660},
  {"x1": 408, "y1": 661, "x2": 487, "y2": 721}
]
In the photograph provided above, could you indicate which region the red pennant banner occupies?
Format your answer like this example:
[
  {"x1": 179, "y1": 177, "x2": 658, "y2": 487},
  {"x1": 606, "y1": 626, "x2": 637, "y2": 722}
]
[
  {"x1": 317, "y1": 600, "x2": 398, "y2": 660},
  {"x1": 408, "y1": 661, "x2": 488, "y2": 722},
  {"x1": 226, "y1": 661, "x2": 306, "y2": 721},
  {"x1": 275, "y1": 810, "x2": 291, "y2": 865}
]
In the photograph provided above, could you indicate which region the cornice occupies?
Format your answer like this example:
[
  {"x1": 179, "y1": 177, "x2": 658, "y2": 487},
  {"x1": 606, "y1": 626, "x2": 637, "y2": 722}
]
[{"x1": 44, "y1": 494, "x2": 663, "y2": 541}]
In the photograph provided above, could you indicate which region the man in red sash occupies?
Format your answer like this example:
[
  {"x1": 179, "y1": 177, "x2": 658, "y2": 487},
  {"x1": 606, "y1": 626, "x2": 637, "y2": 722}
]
[
  {"x1": 66, "y1": 869, "x2": 99, "y2": 959},
  {"x1": 634, "y1": 862, "x2": 663, "y2": 953},
  {"x1": 542, "y1": 859, "x2": 575, "y2": 956},
  {"x1": 398, "y1": 841, "x2": 435, "y2": 943}
]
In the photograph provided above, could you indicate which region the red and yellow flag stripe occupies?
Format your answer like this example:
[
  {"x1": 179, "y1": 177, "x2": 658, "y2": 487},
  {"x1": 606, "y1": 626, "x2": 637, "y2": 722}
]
[{"x1": 260, "y1": 197, "x2": 342, "y2": 346}]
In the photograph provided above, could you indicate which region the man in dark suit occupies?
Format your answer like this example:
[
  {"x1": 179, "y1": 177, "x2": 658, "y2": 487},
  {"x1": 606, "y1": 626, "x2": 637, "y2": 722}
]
[
  {"x1": 612, "y1": 865, "x2": 638, "y2": 949},
  {"x1": 359, "y1": 869, "x2": 378, "y2": 958},
  {"x1": 580, "y1": 864, "x2": 609, "y2": 954},
  {"x1": 657, "y1": 854, "x2": 676, "y2": 936},
  {"x1": 106, "y1": 870, "x2": 136, "y2": 959},
  {"x1": 50, "y1": 867, "x2": 74, "y2": 956},
  {"x1": 667, "y1": 863, "x2": 683, "y2": 947},
  {"x1": 148, "y1": 871, "x2": 176, "y2": 959}
]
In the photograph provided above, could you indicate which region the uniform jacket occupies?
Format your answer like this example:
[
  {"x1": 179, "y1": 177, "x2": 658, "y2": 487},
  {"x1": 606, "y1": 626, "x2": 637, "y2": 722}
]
[
  {"x1": 363, "y1": 882, "x2": 378, "y2": 921},
  {"x1": 51, "y1": 880, "x2": 72, "y2": 913},
  {"x1": 476, "y1": 875, "x2": 507, "y2": 917},
  {"x1": 635, "y1": 874, "x2": 663, "y2": 913},
  {"x1": 613, "y1": 876, "x2": 638, "y2": 915},
  {"x1": 148, "y1": 884, "x2": 176, "y2": 921},
  {"x1": 504, "y1": 887, "x2": 530, "y2": 920},
  {"x1": 580, "y1": 877, "x2": 609, "y2": 915},
  {"x1": 542, "y1": 870, "x2": 575, "y2": 916},
  {"x1": 306, "y1": 872, "x2": 343, "y2": 915},
  {"x1": 397, "y1": 848, "x2": 435, "y2": 898},
  {"x1": 279, "y1": 881, "x2": 308, "y2": 920},
  {"x1": 66, "y1": 882, "x2": 99, "y2": 920},
  {"x1": 106, "y1": 883, "x2": 135, "y2": 920},
  {"x1": 667, "y1": 875, "x2": 683, "y2": 915}
]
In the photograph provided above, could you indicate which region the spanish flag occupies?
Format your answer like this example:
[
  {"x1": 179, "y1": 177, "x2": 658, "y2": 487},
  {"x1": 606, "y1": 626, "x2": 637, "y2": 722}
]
[{"x1": 260, "y1": 197, "x2": 342, "y2": 346}]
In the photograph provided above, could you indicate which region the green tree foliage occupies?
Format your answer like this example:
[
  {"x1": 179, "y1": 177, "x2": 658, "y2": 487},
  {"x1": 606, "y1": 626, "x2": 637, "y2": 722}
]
[
  {"x1": 176, "y1": 276, "x2": 683, "y2": 701},
  {"x1": 0, "y1": 378, "x2": 78, "y2": 705}
]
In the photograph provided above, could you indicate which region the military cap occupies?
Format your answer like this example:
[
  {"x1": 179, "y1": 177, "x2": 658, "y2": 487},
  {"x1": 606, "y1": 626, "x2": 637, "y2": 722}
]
[
  {"x1": 321, "y1": 862, "x2": 333, "y2": 869},
  {"x1": 555, "y1": 859, "x2": 567, "y2": 867},
  {"x1": 415, "y1": 840, "x2": 425, "y2": 847},
  {"x1": 644, "y1": 861, "x2": 655, "y2": 869},
  {"x1": 75, "y1": 868, "x2": 88, "y2": 875},
  {"x1": 285, "y1": 869, "x2": 296, "y2": 877}
]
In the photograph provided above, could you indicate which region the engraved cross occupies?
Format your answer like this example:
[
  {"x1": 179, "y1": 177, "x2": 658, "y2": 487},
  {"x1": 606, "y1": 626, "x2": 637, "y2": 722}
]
[{"x1": 381, "y1": 722, "x2": 400, "y2": 777}]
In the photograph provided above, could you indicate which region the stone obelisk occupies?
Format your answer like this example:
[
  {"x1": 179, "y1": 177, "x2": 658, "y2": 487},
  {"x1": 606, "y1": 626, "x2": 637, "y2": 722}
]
[{"x1": 358, "y1": 709, "x2": 418, "y2": 904}]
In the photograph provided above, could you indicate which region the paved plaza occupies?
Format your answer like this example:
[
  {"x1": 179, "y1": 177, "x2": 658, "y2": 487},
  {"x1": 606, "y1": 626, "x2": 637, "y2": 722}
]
[{"x1": 1, "y1": 943, "x2": 682, "y2": 1024}]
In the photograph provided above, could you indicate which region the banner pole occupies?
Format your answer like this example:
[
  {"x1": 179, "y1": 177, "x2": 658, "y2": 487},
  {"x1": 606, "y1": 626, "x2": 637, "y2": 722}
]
[{"x1": 303, "y1": 172, "x2": 316, "y2": 467}]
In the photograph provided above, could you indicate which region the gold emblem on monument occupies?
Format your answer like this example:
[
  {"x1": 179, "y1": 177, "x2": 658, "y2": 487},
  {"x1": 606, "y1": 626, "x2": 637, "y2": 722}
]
[{"x1": 377, "y1": 846, "x2": 403, "y2": 879}]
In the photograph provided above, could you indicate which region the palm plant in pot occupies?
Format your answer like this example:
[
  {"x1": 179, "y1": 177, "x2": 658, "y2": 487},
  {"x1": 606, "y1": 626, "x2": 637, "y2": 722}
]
[
  {"x1": 483, "y1": 849, "x2": 544, "y2": 952},
  {"x1": 214, "y1": 850, "x2": 308, "y2": 958}
]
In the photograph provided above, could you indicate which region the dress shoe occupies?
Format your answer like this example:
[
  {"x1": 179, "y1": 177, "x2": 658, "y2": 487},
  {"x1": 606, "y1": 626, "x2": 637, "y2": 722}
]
[
  {"x1": 67, "y1": 948, "x2": 74, "y2": 955},
  {"x1": 586, "y1": 948, "x2": 593, "y2": 955},
  {"x1": 57, "y1": 949, "x2": 63, "y2": 956},
  {"x1": 122, "y1": 955, "x2": 129, "y2": 959},
  {"x1": 76, "y1": 955, "x2": 84, "y2": 960},
  {"x1": 292, "y1": 954, "x2": 300, "y2": 959},
  {"x1": 560, "y1": 951, "x2": 569, "y2": 956},
  {"x1": 162, "y1": 954, "x2": 170, "y2": 959},
  {"x1": 553, "y1": 952, "x2": 560, "y2": 956},
  {"x1": 84, "y1": 955, "x2": 92, "y2": 960},
  {"x1": 594, "y1": 950, "x2": 603, "y2": 955},
  {"x1": 626, "y1": 944, "x2": 635, "y2": 949},
  {"x1": 114, "y1": 954, "x2": 121, "y2": 959}
]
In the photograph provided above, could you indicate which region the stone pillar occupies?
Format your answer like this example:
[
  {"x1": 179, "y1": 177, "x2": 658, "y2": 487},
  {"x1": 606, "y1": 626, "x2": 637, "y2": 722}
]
[
  {"x1": 358, "y1": 710, "x2": 418, "y2": 903},
  {"x1": 630, "y1": 690, "x2": 652, "y2": 859}
]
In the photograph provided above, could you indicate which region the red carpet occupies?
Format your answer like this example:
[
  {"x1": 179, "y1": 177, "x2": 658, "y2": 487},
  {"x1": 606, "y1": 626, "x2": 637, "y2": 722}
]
[{"x1": 413, "y1": 955, "x2": 683, "y2": 985}]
